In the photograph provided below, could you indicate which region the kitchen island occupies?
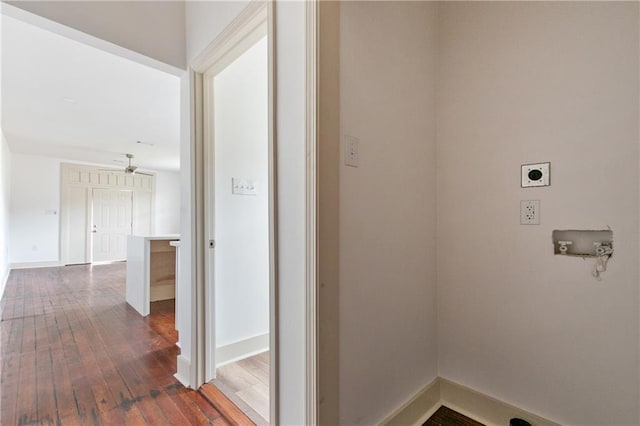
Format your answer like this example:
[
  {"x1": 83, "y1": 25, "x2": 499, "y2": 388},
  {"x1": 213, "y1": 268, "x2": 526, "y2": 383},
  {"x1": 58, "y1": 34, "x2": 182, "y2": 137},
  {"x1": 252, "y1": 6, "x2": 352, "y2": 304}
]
[{"x1": 126, "y1": 234, "x2": 180, "y2": 316}]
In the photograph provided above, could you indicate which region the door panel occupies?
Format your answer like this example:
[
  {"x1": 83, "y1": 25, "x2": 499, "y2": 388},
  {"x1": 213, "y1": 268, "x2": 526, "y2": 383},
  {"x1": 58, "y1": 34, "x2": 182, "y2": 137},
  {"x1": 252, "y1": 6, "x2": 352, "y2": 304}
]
[
  {"x1": 67, "y1": 186, "x2": 88, "y2": 264},
  {"x1": 132, "y1": 190, "x2": 152, "y2": 235},
  {"x1": 92, "y1": 188, "x2": 133, "y2": 262}
]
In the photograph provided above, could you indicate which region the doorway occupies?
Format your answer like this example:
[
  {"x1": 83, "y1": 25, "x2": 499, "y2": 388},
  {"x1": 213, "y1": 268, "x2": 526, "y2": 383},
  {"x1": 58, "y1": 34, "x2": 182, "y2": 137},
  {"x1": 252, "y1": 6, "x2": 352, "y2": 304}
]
[
  {"x1": 60, "y1": 163, "x2": 155, "y2": 265},
  {"x1": 202, "y1": 7, "x2": 273, "y2": 425},
  {"x1": 91, "y1": 188, "x2": 133, "y2": 262}
]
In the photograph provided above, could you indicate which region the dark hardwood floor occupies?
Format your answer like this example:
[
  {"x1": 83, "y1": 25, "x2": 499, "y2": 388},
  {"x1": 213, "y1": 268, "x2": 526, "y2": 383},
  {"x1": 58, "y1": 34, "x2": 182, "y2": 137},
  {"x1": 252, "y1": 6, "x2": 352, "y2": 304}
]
[
  {"x1": 425, "y1": 406, "x2": 484, "y2": 426},
  {"x1": 0, "y1": 263, "x2": 229, "y2": 425}
]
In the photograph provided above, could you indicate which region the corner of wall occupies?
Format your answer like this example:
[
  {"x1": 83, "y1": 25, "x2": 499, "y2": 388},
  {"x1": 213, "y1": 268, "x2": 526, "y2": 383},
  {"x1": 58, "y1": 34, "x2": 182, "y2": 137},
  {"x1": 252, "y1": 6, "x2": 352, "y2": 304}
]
[
  {"x1": 0, "y1": 132, "x2": 12, "y2": 301},
  {"x1": 318, "y1": 0, "x2": 340, "y2": 424}
]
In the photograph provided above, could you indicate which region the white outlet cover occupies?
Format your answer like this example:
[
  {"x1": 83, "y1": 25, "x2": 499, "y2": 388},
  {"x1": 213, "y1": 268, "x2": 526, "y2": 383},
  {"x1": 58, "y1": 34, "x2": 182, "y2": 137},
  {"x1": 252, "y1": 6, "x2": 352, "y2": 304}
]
[
  {"x1": 521, "y1": 162, "x2": 550, "y2": 187},
  {"x1": 520, "y1": 200, "x2": 540, "y2": 225}
]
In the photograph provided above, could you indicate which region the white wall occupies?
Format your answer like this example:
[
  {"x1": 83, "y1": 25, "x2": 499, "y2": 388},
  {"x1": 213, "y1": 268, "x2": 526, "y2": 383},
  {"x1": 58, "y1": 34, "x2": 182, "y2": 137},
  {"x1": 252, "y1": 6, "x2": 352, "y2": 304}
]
[
  {"x1": 8, "y1": 154, "x2": 180, "y2": 264},
  {"x1": 154, "y1": 170, "x2": 181, "y2": 235},
  {"x1": 9, "y1": 154, "x2": 61, "y2": 263},
  {"x1": 4, "y1": 1, "x2": 185, "y2": 70},
  {"x1": 0, "y1": 132, "x2": 11, "y2": 295},
  {"x1": 214, "y1": 37, "x2": 269, "y2": 348},
  {"x1": 339, "y1": 2, "x2": 439, "y2": 424},
  {"x1": 437, "y1": 2, "x2": 639, "y2": 424}
]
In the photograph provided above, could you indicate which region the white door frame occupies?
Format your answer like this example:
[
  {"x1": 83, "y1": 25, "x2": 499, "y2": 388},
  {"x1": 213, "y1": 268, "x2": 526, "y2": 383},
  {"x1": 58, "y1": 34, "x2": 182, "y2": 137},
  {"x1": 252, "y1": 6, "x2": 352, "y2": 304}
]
[
  {"x1": 190, "y1": 1, "x2": 283, "y2": 424},
  {"x1": 190, "y1": 1, "x2": 320, "y2": 424},
  {"x1": 305, "y1": 1, "x2": 319, "y2": 423}
]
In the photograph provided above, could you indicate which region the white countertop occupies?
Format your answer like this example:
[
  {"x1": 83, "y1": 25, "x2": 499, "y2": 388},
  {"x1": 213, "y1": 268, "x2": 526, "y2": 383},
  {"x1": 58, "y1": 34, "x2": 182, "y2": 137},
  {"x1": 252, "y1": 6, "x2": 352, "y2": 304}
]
[{"x1": 129, "y1": 234, "x2": 180, "y2": 241}]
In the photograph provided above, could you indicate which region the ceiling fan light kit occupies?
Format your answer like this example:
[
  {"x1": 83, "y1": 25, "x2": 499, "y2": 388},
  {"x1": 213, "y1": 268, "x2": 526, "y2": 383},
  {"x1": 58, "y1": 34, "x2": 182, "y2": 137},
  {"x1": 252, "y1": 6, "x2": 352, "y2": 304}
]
[
  {"x1": 98, "y1": 153, "x2": 154, "y2": 176},
  {"x1": 124, "y1": 153, "x2": 154, "y2": 176}
]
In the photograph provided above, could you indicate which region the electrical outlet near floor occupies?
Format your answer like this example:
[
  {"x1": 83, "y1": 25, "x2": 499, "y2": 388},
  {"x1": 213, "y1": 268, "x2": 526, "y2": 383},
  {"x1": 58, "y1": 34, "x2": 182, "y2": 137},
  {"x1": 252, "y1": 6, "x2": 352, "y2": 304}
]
[{"x1": 520, "y1": 200, "x2": 540, "y2": 225}]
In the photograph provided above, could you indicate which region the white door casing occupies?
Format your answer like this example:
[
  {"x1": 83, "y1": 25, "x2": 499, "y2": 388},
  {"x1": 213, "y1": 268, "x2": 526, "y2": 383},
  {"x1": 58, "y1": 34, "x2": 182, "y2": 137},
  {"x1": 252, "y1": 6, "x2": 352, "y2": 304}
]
[
  {"x1": 60, "y1": 163, "x2": 154, "y2": 265},
  {"x1": 190, "y1": 1, "x2": 319, "y2": 423},
  {"x1": 91, "y1": 188, "x2": 133, "y2": 262},
  {"x1": 192, "y1": 1, "x2": 279, "y2": 422}
]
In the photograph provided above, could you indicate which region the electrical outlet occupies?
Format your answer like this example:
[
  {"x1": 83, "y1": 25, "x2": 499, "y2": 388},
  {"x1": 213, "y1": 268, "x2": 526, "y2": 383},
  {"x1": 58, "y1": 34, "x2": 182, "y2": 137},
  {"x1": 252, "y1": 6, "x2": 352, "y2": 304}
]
[{"x1": 520, "y1": 200, "x2": 540, "y2": 225}]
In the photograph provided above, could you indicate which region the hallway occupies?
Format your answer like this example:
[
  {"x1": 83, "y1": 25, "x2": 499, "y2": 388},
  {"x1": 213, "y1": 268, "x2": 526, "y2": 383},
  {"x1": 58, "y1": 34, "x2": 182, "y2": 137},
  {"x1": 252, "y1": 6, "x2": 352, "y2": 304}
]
[{"x1": 0, "y1": 263, "x2": 228, "y2": 425}]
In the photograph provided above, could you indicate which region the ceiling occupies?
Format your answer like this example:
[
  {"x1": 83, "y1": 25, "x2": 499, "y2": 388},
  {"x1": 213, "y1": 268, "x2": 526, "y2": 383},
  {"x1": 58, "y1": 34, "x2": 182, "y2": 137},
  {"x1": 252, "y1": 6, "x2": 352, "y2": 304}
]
[{"x1": 1, "y1": 14, "x2": 181, "y2": 172}]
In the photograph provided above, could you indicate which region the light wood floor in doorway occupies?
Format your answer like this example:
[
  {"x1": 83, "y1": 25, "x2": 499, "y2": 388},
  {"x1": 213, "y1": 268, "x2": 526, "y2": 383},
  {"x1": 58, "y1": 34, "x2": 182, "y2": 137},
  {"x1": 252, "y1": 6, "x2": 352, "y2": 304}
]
[{"x1": 213, "y1": 352, "x2": 269, "y2": 425}]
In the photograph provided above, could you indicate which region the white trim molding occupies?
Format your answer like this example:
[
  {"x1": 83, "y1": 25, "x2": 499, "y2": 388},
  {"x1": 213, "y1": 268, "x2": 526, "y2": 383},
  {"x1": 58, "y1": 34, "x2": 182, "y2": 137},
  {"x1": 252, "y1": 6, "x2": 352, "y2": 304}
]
[
  {"x1": 438, "y1": 378, "x2": 559, "y2": 426},
  {"x1": 1, "y1": 269, "x2": 11, "y2": 300},
  {"x1": 191, "y1": 1, "x2": 268, "y2": 74},
  {"x1": 381, "y1": 377, "x2": 560, "y2": 426},
  {"x1": 10, "y1": 261, "x2": 64, "y2": 269},
  {"x1": 190, "y1": 2, "x2": 279, "y2": 424},
  {"x1": 215, "y1": 334, "x2": 270, "y2": 367},
  {"x1": 175, "y1": 354, "x2": 192, "y2": 387},
  {"x1": 380, "y1": 377, "x2": 441, "y2": 426},
  {"x1": 266, "y1": 2, "x2": 279, "y2": 425},
  {"x1": 305, "y1": 0, "x2": 319, "y2": 425}
]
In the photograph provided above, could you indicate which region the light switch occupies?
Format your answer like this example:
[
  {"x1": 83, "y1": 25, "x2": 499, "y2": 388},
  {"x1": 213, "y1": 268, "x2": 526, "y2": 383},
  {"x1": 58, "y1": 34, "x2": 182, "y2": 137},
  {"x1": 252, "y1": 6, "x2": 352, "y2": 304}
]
[
  {"x1": 232, "y1": 178, "x2": 257, "y2": 196},
  {"x1": 345, "y1": 135, "x2": 359, "y2": 167}
]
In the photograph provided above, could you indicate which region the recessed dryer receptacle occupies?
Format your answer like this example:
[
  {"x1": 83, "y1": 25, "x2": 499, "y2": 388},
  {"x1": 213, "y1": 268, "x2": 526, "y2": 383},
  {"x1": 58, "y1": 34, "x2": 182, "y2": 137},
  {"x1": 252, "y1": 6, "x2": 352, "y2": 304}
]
[{"x1": 521, "y1": 162, "x2": 550, "y2": 187}]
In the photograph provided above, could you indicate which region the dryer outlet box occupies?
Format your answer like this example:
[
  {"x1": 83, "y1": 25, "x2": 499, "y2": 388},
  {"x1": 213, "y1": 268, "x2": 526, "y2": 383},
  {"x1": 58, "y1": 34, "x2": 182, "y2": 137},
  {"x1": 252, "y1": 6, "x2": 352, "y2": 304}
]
[{"x1": 521, "y1": 162, "x2": 550, "y2": 187}]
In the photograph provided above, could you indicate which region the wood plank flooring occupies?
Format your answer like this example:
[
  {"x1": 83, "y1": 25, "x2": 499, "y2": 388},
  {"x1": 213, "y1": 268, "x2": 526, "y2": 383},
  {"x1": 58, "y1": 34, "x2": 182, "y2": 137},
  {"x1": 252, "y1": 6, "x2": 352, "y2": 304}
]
[
  {"x1": 424, "y1": 406, "x2": 485, "y2": 426},
  {"x1": 212, "y1": 352, "x2": 269, "y2": 425},
  {"x1": 0, "y1": 263, "x2": 229, "y2": 425}
]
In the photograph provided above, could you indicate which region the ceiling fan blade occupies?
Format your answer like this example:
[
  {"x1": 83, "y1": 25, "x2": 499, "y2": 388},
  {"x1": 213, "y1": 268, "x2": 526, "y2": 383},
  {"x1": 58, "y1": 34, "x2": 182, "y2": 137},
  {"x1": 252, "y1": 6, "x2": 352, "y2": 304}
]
[{"x1": 135, "y1": 171, "x2": 155, "y2": 176}]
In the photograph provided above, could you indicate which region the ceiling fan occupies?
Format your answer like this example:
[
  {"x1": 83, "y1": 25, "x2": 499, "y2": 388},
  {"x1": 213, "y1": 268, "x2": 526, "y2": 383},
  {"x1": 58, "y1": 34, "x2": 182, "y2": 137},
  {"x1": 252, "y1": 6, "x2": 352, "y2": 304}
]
[
  {"x1": 101, "y1": 153, "x2": 154, "y2": 176},
  {"x1": 123, "y1": 153, "x2": 154, "y2": 176}
]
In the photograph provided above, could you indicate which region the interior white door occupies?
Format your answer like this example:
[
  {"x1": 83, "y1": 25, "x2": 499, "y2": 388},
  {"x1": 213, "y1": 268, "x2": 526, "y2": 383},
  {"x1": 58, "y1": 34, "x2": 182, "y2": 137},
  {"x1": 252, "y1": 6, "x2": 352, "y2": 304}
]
[{"x1": 92, "y1": 188, "x2": 133, "y2": 262}]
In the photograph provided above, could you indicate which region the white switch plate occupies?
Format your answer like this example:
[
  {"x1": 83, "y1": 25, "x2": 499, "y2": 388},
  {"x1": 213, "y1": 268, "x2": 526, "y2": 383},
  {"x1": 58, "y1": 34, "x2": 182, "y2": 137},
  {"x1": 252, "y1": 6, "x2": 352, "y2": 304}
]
[
  {"x1": 520, "y1": 200, "x2": 540, "y2": 225},
  {"x1": 345, "y1": 135, "x2": 359, "y2": 167},
  {"x1": 521, "y1": 162, "x2": 550, "y2": 187},
  {"x1": 232, "y1": 178, "x2": 257, "y2": 196}
]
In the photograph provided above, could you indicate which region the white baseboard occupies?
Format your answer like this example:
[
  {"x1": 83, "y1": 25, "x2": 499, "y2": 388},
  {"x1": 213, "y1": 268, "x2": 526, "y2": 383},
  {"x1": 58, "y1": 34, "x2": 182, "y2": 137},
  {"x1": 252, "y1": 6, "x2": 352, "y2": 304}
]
[
  {"x1": 439, "y1": 378, "x2": 559, "y2": 426},
  {"x1": 381, "y1": 377, "x2": 441, "y2": 426},
  {"x1": 175, "y1": 354, "x2": 191, "y2": 388},
  {"x1": 382, "y1": 377, "x2": 559, "y2": 426},
  {"x1": 10, "y1": 261, "x2": 64, "y2": 269},
  {"x1": 0, "y1": 267, "x2": 9, "y2": 300},
  {"x1": 150, "y1": 284, "x2": 175, "y2": 302},
  {"x1": 216, "y1": 333, "x2": 269, "y2": 367}
]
